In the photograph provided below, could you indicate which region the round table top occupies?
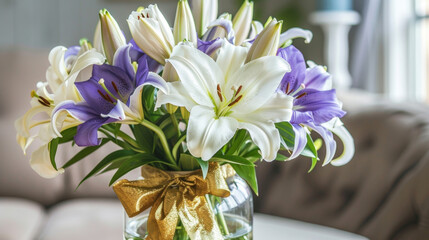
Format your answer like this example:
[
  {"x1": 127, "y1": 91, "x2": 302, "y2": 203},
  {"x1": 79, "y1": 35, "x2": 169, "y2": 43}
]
[{"x1": 254, "y1": 214, "x2": 369, "y2": 240}]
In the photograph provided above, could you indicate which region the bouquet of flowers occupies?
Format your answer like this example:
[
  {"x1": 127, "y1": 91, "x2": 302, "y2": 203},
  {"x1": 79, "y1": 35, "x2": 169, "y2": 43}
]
[{"x1": 15, "y1": 0, "x2": 354, "y2": 239}]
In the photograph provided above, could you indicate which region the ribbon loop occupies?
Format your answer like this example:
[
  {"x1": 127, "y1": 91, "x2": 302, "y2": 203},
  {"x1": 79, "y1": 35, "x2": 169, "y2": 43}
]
[{"x1": 113, "y1": 162, "x2": 231, "y2": 240}]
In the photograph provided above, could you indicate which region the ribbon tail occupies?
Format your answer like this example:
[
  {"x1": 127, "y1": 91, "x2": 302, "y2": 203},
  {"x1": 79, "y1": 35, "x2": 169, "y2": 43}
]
[
  {"x1": 179, "y1": 196, "x2": 224, "y2": 240},
  {"x1": 147, "y1": 188, "x2": 181, "y2": 240}
]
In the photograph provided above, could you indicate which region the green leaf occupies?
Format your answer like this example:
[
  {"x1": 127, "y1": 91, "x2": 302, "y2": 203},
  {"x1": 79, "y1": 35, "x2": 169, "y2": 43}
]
[
  {"x1": 226, "y1": 130, "x2": 248, "y2": 155},
  {"x1": 308, "y1": 157, "x2": 318, "y2": 173},
  {"x1": 109, "y1": 153, "x2": 164, "y2": 185},
  {"x1": 212, "y1": 154, "x2": 255, "y2": 166},
  {"x1": 276, "y1": 122, "x2": 295, "y2": 147},
  {"x1": 61, "y1": 138, "x2": 109, "y2": 169},
  {"x1": 276, "y1": 122, "x2": 317, "y2": 159},
  {"x1": 302, "y1": 133, "x2": 318, "y2": 159},
  {"x1": 58, "y1": 127, "x2": 77, "y2": 144},
  {"x1": 196, "y1": 158, "x2": 209, "y2": 179},
  {"x1": 178, "y1": 154, "x2": 199, "y2": 171},
  {"x1": 275, "y1": 153, "x2": 288, "y2": 161},
  {"x1": 230, "y1": 164, "x2": 258, "y2": 195},
  {"x1": 77, "y1": 149, "x2": 137, "y2": 188},
  {"x1": 131, "y1": 124, "x2": 154, "y2": 152},
  {"x1": 49, "y1": 138, "x2": 59, "y2": 170}
]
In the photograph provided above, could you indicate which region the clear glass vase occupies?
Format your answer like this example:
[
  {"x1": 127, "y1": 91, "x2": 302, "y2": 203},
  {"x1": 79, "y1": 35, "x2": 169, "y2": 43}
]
[{"x1": 124, "y1": 174, "x2": 253, "y2": 240}]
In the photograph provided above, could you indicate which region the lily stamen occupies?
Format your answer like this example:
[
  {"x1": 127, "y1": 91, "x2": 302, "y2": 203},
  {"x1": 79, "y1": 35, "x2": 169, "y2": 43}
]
[
  {"x1": 98, "y1": 90, "x2": 114, "y2": 103},
  {"x1": 216, "y1": 84, "x2": 223, "y2": 102},
  {"x1": 39, "y1": 96, "x2": 51, "y2": 106},
  {"x1": 295, "y1": 92, "x2": 307, "y2": 99},
  {"x1": 235, "y1": 85, "x2": 243, "y2": 96},
  {"x1": 98, "y1": 78, "x2": 119, "y2": 102},
  {"x1": 290, "y1": 83, "x2": 306, "y2": 97},
  {"x1": 38, "y1": 99, "x2": 50, "y2": 107},
  {"x1": 228, "y1": 95, "x2": 243, "y2": 107}
]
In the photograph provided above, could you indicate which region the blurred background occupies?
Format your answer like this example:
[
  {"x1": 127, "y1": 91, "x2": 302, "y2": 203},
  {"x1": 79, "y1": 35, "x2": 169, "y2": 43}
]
[
  {"x1": 1, "y1": 0, "x2": 429, "y2": 239},
  {"x1": 0, "y1": 0, "x2": 428, "y2": 101}
]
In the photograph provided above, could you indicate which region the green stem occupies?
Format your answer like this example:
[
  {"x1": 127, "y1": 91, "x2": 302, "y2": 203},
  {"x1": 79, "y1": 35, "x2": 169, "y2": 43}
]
[
  {"x1": 207, "y1": 195, "x2": 230, "y2": 236},
  {"x1": 101, "y1": 126, "x2": 140, "y2": 149},
  {"x1": 170, "y1": 113, "x2": 181, "y2": 139},
  {"x1": 172, "y1": 134, "x2": 186, "y2": 160},
  {"x1": 140, "y1": 119, "x2": 179, "y2": 170}
]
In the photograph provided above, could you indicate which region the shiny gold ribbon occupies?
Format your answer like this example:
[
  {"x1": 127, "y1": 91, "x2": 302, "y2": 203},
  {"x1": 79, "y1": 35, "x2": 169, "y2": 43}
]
[{"x1": 113, "y1": 162, "x2": 231, "y2": 240}]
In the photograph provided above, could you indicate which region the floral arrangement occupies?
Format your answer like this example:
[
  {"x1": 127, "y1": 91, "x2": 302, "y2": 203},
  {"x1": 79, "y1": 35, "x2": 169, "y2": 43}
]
[{"x1": 15, "y1": 0, "x2": 354, "y2": 239}]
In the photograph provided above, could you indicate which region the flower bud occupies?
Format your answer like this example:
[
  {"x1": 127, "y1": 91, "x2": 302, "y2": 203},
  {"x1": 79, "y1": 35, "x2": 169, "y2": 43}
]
[
  {"x1": 245, "y1": 18, "x2": 282, "y2": 63},
  {"x1": 93, "y1": 21, "x2": 103, "y2": 54},
  {"x1": 180, "y1": 107, "x2": 190, "y2": 121},
  {"x1": 174, "y1": 0, "x2": 198, "y2": 46},
  {"x1": 99, "y1": 9, "x2": 126, "y2": 64},
  {"x1": 232, "y1": 0, "x2": 253, "y2": 46},
  {"x1": 128, "y1": 5, "x2": 175, "y2": 65},
  {"x1": 190, "y1": 0, "x2": 218, "y2": 36}
]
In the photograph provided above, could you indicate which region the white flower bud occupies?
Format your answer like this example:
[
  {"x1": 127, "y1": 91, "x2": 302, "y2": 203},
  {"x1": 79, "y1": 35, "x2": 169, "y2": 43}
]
[
  {"x1": 99, "y1": 9, "x2": 126, "y2": 64},
  {"x1": 174, "y1": 0, "x2": 198, "y2": 46},
  {"x1": 190, "y1": 0, "x2": 218, "y2": 36},
  {"x1": 232, "y1": 0, "x2": 253, "y2": 46},
  {"x1": 246, "y1": 18, "x2": 282, "y2": 63},
  {"x1": 127, "y1": 5, "x2": 175, "y2": 65}
]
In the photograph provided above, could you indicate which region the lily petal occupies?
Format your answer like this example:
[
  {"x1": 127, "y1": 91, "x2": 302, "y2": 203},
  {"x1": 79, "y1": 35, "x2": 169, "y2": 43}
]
[
  {"x1": 239, "y1": 121, "x2": 280, "y2": 161},
  {"x1": 232, "y1": 92, "x2": 293, "y2": 123},
  {"x1": 288, "y1": 124, "x2": 308, "y2": 160},
  {"x1": 304, "y1": 63, "x2": 332, "y2": 91},
  {"x1": 216, "y1": 41, "x2": 247, "y2": 84},
  {"x1": 187, "y1": 105, "x2": 238, "y2": 160},
  {"x1": 321, "y1": 118, "x2": 355, "y2": 166},
  {"x1": 277, "y1": 45, "x2": 306, "y2": 93},
  {"x1": 30, "y1": 145, "x2": 65, "y2": 179},
  {"x1": 167, "y1": 45, "x2": 223, "y2": 107},
  {"x1": 75, "y1": 117, "x2": 115, "y2": 146},
  {"x1": 279, "y1": 27, "x2": 313, "y2": 46},
  {"x1": 48, "y1": 46, "x2": 68, "y2": 82},
  {"x1": 51, "y1": 100, "x2": 98, "y2": 136},
  {"x1": 144, "y1": 72, "x2": 168, "y2": 93},
  {"x1": 306, "y1": 122, "x2": 336, "y2": 166},
  {"x1": 113, "y1": 44, "x2": 135, "y2": 82},
  {"x1": 156, "y1": 81, "x2": 197, "y2": 111},
  {"x1": 294, "y1": 89, "x2": 346, "y2": 124},
  {"x1": 228, "y1": 56, "x2": 290, "y2": 113}
]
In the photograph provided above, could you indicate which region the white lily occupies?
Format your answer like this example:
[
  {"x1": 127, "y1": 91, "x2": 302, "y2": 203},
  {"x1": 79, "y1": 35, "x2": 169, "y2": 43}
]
[
  {"x1": 156, "y1": 42, "x2": 293, "y2": 161},
  {"x1": 99, "y1": 9, "x2": 127, "y2": 64},
  {"x1": 128, "y1": 5, "x2": 175, "y2": 65},
  {"x1": 232, "y1": 0, "x2": 253, "y2": 46},
  {"x1": 190, "y1": 0, "x2": 218, "y2": 36},
  {"x1": 16, "y1": 45, "x2": 105, "y2": 178},
  {"x1": 246, "y1": 18, "x2": 282, "y2": 63}
]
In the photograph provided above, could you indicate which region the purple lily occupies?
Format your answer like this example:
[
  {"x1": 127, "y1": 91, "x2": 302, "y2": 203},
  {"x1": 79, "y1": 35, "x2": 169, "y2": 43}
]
[
  {"x1": 52, "y1": 44, "x2": 167, "y2": 146},
  {"x1": 278, "y1": 45, "x2": 353, "y2": 165}
]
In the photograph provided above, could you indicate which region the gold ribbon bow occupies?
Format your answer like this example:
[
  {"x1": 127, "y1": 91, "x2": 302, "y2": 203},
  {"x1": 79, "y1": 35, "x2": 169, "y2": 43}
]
[{"x1": 113, "y1": 162, "x2": 231, "y2": 240}]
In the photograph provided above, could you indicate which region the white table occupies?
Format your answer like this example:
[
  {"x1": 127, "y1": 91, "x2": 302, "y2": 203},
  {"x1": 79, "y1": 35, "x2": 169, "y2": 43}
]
[{"x1": 254, "y1": 214, "x2": 368, "y2": 240}]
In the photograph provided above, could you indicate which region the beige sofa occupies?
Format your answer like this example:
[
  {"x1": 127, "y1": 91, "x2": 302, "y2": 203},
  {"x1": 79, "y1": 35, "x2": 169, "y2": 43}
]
[{"x1": 1, "y1": 49, "x2": 429, "y2": 240}]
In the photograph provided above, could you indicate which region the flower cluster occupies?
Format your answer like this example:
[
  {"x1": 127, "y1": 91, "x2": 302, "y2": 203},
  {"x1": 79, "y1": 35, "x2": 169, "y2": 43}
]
[{"x1": 16, "y1": 0, "x2": 354, "y2": 192}]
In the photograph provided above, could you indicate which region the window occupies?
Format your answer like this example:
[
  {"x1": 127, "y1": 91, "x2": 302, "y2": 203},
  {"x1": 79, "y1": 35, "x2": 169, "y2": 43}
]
[{"x1": 414, "y1": 0, "x2": 429, "y2": 102}]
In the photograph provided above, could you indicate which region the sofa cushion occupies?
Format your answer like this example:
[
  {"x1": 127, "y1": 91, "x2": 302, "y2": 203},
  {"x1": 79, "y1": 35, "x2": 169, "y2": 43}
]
[
  {"x1": 254, "y1": 103, "x2": 429, "y2": 240},
  {"x1": 0, "y1": 198, "x2": 46, "y2": 240},
  {"x1": 38, "y1": 199, "x2": 123, "y2": 240}
]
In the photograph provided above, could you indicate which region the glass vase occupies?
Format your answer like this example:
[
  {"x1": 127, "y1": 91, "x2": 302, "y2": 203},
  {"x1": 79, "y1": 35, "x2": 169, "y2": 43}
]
[{"x1": 123, "y1": 174, "x2": 253, "y2": 240}]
